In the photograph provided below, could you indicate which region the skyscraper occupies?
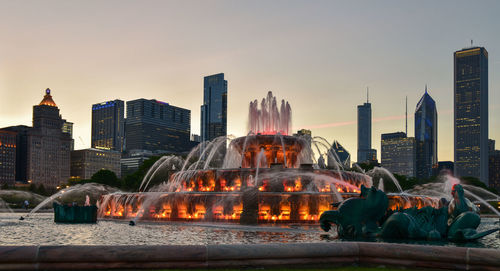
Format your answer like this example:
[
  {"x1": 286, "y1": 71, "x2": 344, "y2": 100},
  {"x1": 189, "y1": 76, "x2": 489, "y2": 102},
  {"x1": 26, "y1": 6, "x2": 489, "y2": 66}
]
[
  {"x1": 415, "y1": 87, "x2": 437, "y2": 179},
  {"x1": 381, "y1": 132, "x2": 415, "y2": 177},
  {"x1": 91, "y1": 100, "x2": 125, "y2": 152},
  {"x1": 201, "y1": 73, "x2": 227, "y2": 142},
  {"x1": 0, "y1": 130, "x2": 17, "y2": 186},
  {"x1": 125, "y1": 99, "x2": 191, "y2": 153},
  {"x1": 29, "y1": 89, "x2": 72, "y2": 188},
  {"x1": 454, "y1": 47, "x2": 489, "y2": 184},
  {"x1": 357, "y1": 91, "x2": 376, "y2": 163}
]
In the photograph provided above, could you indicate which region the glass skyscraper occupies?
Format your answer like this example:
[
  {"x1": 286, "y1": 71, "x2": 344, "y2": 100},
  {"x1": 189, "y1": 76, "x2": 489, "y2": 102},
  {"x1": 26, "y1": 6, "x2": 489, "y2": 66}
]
[
  {"x1": 91, "y1": 100, "x2": 125, "y2": 152},
  {"x1": 201, "y1": 73, "x2": 227, "y2": 142},
  {"x1": 454, "y1": 47, "x2": 488, "y2": 184},
  {"x1": 381, "y1": 132, "x2": 415, "y2": 177},
  {"x1": 357, "y1": 101, "x2": 375, "y2": 163},
  {"x1": 414, "y1": 87, "x2": 437, "y2": 179},
  {"x1": 125, "y1": 99, "x2": 191, "y2": 153}
]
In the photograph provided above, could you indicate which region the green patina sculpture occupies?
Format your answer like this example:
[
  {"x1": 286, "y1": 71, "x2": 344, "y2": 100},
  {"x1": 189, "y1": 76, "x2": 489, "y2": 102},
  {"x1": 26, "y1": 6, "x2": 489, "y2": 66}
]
[{"x1": 320, "y1": 184, "x2": 499, "y2": 242}]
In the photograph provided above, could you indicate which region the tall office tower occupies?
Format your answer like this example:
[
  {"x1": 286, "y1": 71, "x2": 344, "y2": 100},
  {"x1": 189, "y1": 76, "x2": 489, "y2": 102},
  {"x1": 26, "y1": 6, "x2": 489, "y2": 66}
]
[
  {"x1": 414, "y1": 87, "x2": 437, "y2": 179},
  {"x1": 0, "y1": 130, "x2": 17, "y2": 185},
  {"x1": 125, "y1": 99, "x2": 191, "y2": 153},
  {"x1": 454, "y1": 47, "x2": 489, "y2": 184},
  {"x1": 29, "y1": 89, "x2": 72, "y2": 188},
  {"x1": 91, "y1": 100, "x2": 125, "y2": 152},
  {"x1": 328, "y1": 140, "x2": 351, "y2": 168},
  {"x1": 201, "y1": 73, "x2": 227, "y2": 142},
  {"x1": 381, "y1": 132, "x2": 416, "y2": 177},
  {"x1": 357, "y1": 91, "x2": 375, "y2": 163}
]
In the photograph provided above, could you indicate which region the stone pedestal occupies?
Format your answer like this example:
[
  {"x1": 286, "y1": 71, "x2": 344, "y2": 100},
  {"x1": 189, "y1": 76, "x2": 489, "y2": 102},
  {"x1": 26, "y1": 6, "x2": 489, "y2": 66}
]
[{"x1": 240, "y1": 187, "x2": 259, "y2": 225}]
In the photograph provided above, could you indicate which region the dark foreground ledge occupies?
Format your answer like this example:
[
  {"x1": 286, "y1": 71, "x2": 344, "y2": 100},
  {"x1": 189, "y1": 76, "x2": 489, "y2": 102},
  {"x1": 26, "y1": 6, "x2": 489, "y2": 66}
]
[{"x1": 0, "y1": 242, "x2": 499, "y2": 270}]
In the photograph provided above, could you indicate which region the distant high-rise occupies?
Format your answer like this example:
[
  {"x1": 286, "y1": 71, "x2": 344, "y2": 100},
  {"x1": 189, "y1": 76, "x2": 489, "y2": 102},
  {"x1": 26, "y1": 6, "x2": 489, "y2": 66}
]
[
  {"x1": 381, "y1": 132, "x2": 415, "y2": 177},
  {"x1": 125, "y1": 99, "x2": 191, "y2": 153},
  {"x1": 1, "y1": 125, "x2": 30, "y2": 182},
  {"x1": 294, "y1": 129, "x2": 313, "y2": 164},
  {"x1": 201, "y1": 73, "x2": 227, "y2": 142},
  {"x1": 62, "y1": 120, "x2": 74, "y2": 150},
  {"x1": 357, "y1": 90, "x2": 375, "y2": 163},
  {"x1": 92, "y1": 100, "x2": 125, "y2": 152},
  {"x1": 329, "y1": 140, "x2": 351, "y2": 168},
  {"x1": 489, "y1": 150, "x2": 500, "y2": 193},
  {"x1": 23, "y1": 89, "x2": 72, "y2": 188},
  {"x1": 415, "y1": 87, "x2": 437, "y2": 179},
  {"x1": 0, "y1": 130, "x2": 17, "y2": 186},
  {"x1": 454, "y1": 47, "x2": 489, "y2": 184}
]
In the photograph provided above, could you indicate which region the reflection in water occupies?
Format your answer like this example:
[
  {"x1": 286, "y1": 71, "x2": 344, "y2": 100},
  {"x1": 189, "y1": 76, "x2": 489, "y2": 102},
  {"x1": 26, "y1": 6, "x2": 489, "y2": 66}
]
[{"x1": 0, "y1": 212, "x2": 498, "y2": 249}]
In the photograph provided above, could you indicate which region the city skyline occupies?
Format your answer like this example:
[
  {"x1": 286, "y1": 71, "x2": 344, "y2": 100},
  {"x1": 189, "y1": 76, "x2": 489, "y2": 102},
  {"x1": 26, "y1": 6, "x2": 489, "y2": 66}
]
[{"x1": 1, "y1": 1, "x2": 500, "y2": 163}]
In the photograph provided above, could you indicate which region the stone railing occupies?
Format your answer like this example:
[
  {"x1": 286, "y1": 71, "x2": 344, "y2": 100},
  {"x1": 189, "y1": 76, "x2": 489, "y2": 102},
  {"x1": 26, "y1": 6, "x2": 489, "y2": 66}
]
[{"x1": 0, "y1": 242, "x2": 499, "y2": 270}]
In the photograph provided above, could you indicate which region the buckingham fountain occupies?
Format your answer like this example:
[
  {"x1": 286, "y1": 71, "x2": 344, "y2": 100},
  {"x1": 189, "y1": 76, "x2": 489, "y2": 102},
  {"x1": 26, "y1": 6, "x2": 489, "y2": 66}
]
[
  {"x1": 2, "y1": 92, "x2": 500, "y2": 271},
  {"x1": 97, "y1": 91, "x2": 444, "y2": 226}
]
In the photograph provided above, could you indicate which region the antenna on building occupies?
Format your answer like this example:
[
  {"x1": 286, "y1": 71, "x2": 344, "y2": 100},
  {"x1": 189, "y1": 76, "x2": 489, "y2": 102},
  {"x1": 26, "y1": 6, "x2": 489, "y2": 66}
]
[
  {"x1": 425, "y1": 84, "x2": 428, "y2": 94},
  {"x1": 366, "y1": 87, "x2": 369, "y2": 103},
  {"x1": 471, "y1": 39, "x2": 473, "y2": 47},
  {"x1": 405, "y1": 96, "x2": 408, "y2": 136}
]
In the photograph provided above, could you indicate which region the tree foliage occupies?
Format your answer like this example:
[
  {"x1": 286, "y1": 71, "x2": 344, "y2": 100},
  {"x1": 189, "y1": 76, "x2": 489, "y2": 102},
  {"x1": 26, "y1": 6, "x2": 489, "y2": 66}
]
[{"x1": 90, "y1": 169, "x2": 121, "y2": 187}]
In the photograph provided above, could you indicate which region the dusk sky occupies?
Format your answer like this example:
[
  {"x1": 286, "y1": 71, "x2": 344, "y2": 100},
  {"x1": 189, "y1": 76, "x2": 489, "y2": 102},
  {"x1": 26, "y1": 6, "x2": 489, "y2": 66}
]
[{"x1": 1, "y1": 0, "x2": 499, "y2": 162}]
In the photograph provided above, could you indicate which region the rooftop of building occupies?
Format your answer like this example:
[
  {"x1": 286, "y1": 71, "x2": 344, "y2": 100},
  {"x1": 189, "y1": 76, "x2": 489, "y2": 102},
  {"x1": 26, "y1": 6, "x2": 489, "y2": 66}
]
[
  {"x1": 38, "y1": 88, "x2": 57, "y2": 107},
  {"x1": 415, "y1": 85, "x2": 436, "y2": 111}
]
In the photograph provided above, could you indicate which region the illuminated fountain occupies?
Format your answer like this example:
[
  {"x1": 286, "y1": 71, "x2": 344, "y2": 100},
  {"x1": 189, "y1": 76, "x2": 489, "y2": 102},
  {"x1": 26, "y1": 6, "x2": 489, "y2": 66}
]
[{"x1": 98, "y1": 92, "x2": 439, "y2": 224}]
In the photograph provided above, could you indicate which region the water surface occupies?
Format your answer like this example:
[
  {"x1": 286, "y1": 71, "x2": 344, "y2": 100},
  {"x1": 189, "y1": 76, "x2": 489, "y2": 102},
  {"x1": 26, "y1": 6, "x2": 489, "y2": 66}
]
[{"x1": 0, "y1": 212, "x2": 498, "y2": 249}]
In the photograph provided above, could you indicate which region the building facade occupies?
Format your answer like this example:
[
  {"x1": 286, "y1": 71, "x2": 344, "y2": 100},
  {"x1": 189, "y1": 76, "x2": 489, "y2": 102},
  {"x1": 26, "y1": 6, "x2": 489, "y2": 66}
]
[
  {"x1": 328, "y1": 140, "x2": 351, "y2": 168},
  {"x1": 91, "y1": 100, "x2": 125, "y2": 152},
  {"x1": 293, "y1": 129, "x2": 312, "y2": 164},
  {"x1": 381, "y1": 132, "x2": 415, "y2": 177},
  {"x1": 121, "y1": 149, "x2": 157, "y2": 175},
  {"x1": 357, "y1": 101, "x2": 376, "y2": 163},
  {"x1": 415, "y1": 88, "x2": 437, "y2": 179},
  {"x1": 201, "y1": 73, "x2": 227, "y2": 142},
  {"x1": 489, "y1": 151, "x2": 500, "y2": 193},
  {"x1": 454, "y1": 47, "x2": 489, "y2": 184},
  {"x1": 434, "y1": 161, "x2": 454, "y2": 176},
  {"x1": 0, "y1": 130, "x2": 17, "y2": 186},
  {"x1": 71, "y1": 148, "x2": 121, "y2": 179},
  {"x1": 125, "y1": 99, "x2": 191, "y2": 153},
  {"x1": 0, "y1": 126, "x2": 30, "y2": 183},
  {"x1": 28, "y1": 89, "x2": 72, "y2": 188}
]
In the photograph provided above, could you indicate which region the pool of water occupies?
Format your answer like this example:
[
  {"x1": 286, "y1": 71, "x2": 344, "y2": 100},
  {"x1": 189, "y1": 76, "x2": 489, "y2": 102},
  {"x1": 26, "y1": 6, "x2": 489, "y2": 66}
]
[{"x1": 0, "y1": 212, "x2": 498, "y2": 248}]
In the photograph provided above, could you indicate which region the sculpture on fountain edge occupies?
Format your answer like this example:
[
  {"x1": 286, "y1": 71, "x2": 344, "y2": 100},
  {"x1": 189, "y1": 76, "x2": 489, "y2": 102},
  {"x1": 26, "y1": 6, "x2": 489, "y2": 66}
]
[{"x1": 319, "y1": 184, "x2": 500, "y2": 242}]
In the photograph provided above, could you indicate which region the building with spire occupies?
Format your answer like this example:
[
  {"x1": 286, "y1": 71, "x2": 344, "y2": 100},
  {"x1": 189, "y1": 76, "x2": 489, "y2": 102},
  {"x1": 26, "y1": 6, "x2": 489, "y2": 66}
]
[
  {"x1": 357, "y1": 88, "x2": 377, "y2": 164},
  {"x1": 454, "y1": 47, "x2": 489, "y2": 184},
  {"x1": 29, "y1": 89, "x2": 73, "y2": 187},
  {"x1": 2, "y1": 89, "x2": 72, "y2": 188},
  {"x1": 415, "y1": 86, "x2": 437, "y2": 179}
]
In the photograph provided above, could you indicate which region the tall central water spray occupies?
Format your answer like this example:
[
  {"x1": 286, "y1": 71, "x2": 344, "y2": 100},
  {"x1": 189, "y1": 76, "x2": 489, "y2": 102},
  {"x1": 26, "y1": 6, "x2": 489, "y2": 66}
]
[{"x1": 248, "y1": 91, "x2": 291, "y2": 135}]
